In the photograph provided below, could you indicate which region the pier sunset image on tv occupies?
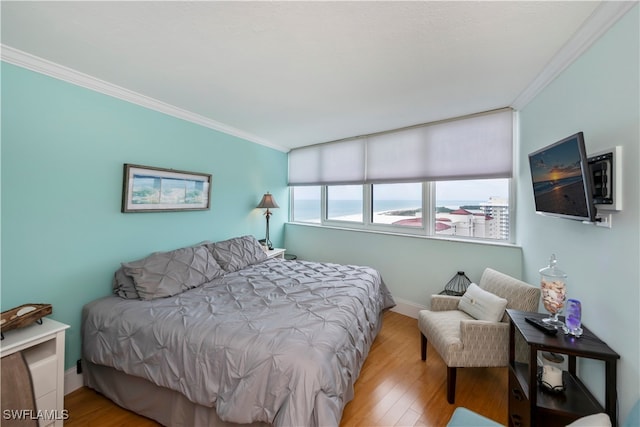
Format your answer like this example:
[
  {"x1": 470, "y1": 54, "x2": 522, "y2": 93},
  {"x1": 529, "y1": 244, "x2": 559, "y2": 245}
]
[{"x1": 528, "y1": 132, "x2": 596, "y2": 222}]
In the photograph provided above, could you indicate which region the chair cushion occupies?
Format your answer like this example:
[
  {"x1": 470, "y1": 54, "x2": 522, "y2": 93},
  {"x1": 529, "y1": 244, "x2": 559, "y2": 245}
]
[
  {"x1": 458, "y1": 283, "x2": 508, "y2": 322},
  {"x1": 419, "y1": 309, "x2": 474, "y2": 355}
]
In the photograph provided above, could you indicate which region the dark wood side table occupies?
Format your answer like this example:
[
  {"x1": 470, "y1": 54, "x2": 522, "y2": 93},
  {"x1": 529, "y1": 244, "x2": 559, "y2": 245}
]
[{"x1": 507, "y1": 309, "x2": 620, "y2": 427}]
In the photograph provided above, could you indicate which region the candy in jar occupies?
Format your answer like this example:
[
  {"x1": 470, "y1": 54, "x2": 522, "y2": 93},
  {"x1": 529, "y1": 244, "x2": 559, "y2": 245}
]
[{"x1": 539, "y1": 254, "x2": 567, "y2": 326}]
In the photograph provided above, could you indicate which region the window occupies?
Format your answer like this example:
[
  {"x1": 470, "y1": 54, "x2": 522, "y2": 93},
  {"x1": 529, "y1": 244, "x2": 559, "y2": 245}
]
[
  {"x1": 291, "y1": 186, "x2": 321, "y2": 223},
  {"x1": 372, "y1": 183, "x2": 423, "y2": 228},
  {"x1": 290, "y1": 179, "x2": 511, "y2": 242},
  {"x1": 287, "y1": 109, "x2": 514, "y2": 242},
  {"x1": 326, "y1": 185, "x2": 363, "y2": 223},
  {"x1": 434, "y1": 179, "x2": 510, "y2": 240}
]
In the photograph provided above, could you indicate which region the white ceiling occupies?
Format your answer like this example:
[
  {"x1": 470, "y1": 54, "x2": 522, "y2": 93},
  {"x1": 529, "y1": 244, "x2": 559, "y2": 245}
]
[{"x1": 1, "y1": 1, "x2": 624, "y2": 152}]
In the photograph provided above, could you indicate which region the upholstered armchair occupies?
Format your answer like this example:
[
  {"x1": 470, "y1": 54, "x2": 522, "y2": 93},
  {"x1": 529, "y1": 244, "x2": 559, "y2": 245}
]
[{"x1": 418, "y1": 268, "x2": 540, "y2": 404}]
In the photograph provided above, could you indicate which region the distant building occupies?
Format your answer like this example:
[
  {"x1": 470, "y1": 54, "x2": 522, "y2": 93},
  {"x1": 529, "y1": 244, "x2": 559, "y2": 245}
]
[
  {"x1": 434, "y1": 197, "x2": 509, "y2": 240},
  {"x1": 481, "y1": 197, "x2": 509, "y2": 240}
]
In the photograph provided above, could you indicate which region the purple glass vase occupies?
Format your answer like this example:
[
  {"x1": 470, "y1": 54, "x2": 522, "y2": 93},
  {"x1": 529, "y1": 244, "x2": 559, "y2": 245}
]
[{"x1": 563, "y1": 299, "x2": 583, "y2": 337}]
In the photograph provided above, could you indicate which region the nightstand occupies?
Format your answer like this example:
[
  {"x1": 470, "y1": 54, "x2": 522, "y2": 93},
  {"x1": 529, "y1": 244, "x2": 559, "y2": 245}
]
[
  {"x1": 265, "y1": 248, "x2": 286, "y2": 259},
  {"x1": 507, "y1": 309, "x2": 619, "y2": 427},
  {"x1": 1, "y1": 318, "x2": 69, "y2": 427}
]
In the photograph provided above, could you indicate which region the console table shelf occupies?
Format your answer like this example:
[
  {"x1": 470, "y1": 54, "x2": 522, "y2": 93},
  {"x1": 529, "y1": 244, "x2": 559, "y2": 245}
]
[{"x1": 507, "y1": 309, "x2": 619, "y2": 427}]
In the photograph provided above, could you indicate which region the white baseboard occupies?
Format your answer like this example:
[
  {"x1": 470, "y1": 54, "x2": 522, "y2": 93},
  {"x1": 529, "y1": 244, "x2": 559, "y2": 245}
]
[
  {"x1": 64, "y1": 367, "x2": 84, "y2": 395},
  {"x1": 390, "y1": 297, "x2": 426, "y2": 319}
]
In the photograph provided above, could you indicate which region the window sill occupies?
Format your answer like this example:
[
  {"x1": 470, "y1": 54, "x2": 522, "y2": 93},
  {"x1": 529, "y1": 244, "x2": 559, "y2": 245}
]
[{"x1": 285, "y1": 221, "x2": 520, "y2": 249}]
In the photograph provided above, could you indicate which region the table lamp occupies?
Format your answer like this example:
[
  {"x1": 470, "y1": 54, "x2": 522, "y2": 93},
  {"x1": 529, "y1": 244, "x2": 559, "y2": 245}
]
[{"x1": 257, "y1": 192, "x2": 279, "y2": 250}]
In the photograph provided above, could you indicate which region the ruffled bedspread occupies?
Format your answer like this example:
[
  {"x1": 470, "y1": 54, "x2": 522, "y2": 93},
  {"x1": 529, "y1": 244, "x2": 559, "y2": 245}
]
[{"x1": 82, "y1": 258, "x2": 395, "y2": 426}]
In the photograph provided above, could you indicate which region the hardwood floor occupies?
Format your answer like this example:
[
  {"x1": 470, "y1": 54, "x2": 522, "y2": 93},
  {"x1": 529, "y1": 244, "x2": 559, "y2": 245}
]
[{"x1": 64, "y1": 311, "x2": 508, "y2": 426}]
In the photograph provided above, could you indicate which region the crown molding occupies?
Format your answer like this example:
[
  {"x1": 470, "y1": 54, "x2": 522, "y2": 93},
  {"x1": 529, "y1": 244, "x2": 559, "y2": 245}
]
[
  {"x1": 3, "y1": 1, "x2": 635, "y2": 149},
  {"x1": 511, "y1": 1, "x2": 638, "y2": 110},
  {"x1": 0, "y1": 45, "x2": 289, "y2": 153}
]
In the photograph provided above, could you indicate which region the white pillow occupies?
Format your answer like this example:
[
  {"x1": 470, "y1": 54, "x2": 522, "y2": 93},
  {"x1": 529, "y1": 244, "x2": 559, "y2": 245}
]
[
  {"x1": 457, "y1": 283, "x2": 508, "y2": 322},
  {"x1": 565, "y1": 413, "x2": 611, "y2": 427}
]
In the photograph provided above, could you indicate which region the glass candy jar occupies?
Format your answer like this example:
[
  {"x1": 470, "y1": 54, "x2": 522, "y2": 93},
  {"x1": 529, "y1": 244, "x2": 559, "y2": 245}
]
[{"x1": 539, "y1": 254, "x2": 567, "y2": 326}]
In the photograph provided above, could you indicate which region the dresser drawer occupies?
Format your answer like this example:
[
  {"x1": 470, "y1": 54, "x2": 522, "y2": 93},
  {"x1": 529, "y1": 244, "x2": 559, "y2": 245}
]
[
  {"x1": 509, "y1": 369, "x2": 531, "y2": 427},
  {"x1": 35, "y1": 390, "x2": 57, "y2": 427},
  {"x1": 23, "y1": 340, "x2": 58, "y2": 399}
]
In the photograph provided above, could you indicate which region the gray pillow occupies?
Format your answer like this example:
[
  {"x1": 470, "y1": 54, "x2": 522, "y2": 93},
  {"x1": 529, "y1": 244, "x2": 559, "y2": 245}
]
[
  {"x1": 122, "y1": 245, "x2": 225, "y2": 300},
  {"x1": 207, "y1": 235, "x2": 268, "y2": 273},
  {"x1": 113, "y1": 267, "x2": 140, "y2": 299}
]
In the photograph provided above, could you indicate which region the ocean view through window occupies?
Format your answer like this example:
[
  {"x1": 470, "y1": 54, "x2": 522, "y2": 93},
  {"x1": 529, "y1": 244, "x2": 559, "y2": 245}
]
[
  {"x1": 327, "y1": 185, "x2": 363, "y2": 222},
  {"x1": 291, "y1": 179, "x2": 510, "y2": 242},
  {"x1": 372, "y1": 183, "x2": 423, "y2": 227},
  {"x1": 291, "y1": 186, "x2": 321, "y2": 223}
]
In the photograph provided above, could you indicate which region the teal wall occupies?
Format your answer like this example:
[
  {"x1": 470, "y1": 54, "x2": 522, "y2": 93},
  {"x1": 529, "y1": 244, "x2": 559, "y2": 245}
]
[
  {"x1": 1, "y1": 62, "x2": 289, "y2": 370},
  {"x1": 517, "y1": 6, "x2": 639, "y2": 419}
]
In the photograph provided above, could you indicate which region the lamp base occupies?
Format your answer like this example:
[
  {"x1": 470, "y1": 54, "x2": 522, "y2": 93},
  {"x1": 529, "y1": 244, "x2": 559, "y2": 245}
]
[
  {"x1": 263, "y1": 210, "x2": 273, "y2": 251},
  {"x1": 258, "y1": 238, "x2": 273, "y2": 251}
]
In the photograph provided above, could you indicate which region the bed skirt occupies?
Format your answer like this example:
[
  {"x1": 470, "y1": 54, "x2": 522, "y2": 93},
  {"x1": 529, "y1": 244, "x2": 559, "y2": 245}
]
[{"x1": 84, "y1": 361, "x2": 269, "y2": 427}]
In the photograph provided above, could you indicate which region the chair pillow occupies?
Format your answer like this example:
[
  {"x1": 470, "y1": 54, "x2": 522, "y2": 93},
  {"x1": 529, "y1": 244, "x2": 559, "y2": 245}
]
[
  {"x1": 122, "y1": 245, "x2": 225, "y2": 300},
  {"x1": 207, "y1": 235, "x2": 268, "y2": 273},
  {"x1": 566, "y1": 413, "x2": 611, "y2": 427},
  {"x1": 457, "y1": 283, "x2": 508, "y2": 322}
]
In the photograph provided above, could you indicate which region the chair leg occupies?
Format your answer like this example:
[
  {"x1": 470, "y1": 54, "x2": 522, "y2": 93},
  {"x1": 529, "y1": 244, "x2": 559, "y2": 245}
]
[
  {"x1": 420, "y1": 333, "x2": 427, "y2": 361},
  {"x1": 447, "y1": 366, "x2": 456, "y2": 404}
]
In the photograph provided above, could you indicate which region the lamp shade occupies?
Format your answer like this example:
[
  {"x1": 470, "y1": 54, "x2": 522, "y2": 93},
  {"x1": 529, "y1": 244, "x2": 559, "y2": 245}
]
[{"x1": 257, "y1": 193, "x2": 279, "y2": 209}]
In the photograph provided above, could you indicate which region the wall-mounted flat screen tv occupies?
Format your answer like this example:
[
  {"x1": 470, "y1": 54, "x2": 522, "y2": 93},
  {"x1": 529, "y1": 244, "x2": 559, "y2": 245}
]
[{"x1": 528, "y1": 132, "x2": 597, "y2": 222}]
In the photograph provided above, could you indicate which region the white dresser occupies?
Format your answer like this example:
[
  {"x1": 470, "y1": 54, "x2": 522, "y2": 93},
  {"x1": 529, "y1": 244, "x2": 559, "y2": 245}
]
[{"x1": 1, "y1": 318, "x2": 69, "y2": 426}]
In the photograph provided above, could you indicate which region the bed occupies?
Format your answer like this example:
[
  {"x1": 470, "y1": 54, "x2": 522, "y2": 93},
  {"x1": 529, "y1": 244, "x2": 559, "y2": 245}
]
[{"x1": 82, "y1": 236, "x2": 395, "y2": 426}]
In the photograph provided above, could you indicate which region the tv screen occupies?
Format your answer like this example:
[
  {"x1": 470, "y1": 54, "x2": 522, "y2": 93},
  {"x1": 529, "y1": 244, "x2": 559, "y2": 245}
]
[{"x1": 528, "y1": 132, "x2": 596, "y2": 222}]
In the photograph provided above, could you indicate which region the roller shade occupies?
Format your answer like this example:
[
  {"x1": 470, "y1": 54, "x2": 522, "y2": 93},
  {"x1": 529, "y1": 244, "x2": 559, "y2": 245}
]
[
  {"x1": 288, "y1": 108, "x2": 513, "y2": 185},
  {"x1": 365, "y1": 127, "x2": 430, "y2": 183},
  {"x1": 288, "y1": 138, "x2": 366, "y2": 185}
]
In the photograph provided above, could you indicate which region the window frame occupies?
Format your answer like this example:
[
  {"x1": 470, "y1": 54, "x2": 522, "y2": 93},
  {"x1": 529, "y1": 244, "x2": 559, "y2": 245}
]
[{"x1": 290, "y1": 179, "x2": 514, "y2": 243}]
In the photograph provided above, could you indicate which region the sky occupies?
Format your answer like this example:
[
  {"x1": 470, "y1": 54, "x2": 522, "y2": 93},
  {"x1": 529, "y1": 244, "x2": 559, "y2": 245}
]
[{"x1": 529, "y1": 136, "x2": 583, "y2": 183}]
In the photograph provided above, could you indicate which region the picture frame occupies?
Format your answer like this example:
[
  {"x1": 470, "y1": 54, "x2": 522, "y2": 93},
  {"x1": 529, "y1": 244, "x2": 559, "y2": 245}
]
[{"x1": 122, "y1": 164, "x2": 212, "y2": 212}]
